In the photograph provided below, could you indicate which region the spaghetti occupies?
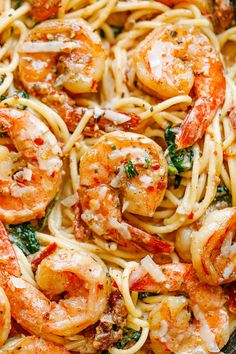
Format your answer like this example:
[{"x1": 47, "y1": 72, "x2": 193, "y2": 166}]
[{"x1": 0, "y1": 0, "x2": 235, "y2": 353}]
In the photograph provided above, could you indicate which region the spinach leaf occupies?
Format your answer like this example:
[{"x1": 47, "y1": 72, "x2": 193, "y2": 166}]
[
  {"x1": 37, "y1": 196, "x2": 58, "y2": 231},
  {"x1": 115, "y1": 328, "x2": 141, "y2": 349},
  {"x1": 9, "y1": 222, "x2": 39, "y2": 256},
  {"x1": 13, "y1": 0, "x2": 22, "y2": 9},
  {"x1": 165, "y1": 126, "x2": 194, "y2": 174},
  {"x1": 138, "y1": 292, "x2": 157, "y2": 300},
  {"x1": 222, "y1": 329, "x2": 236, "y2": 353},
  {"x1": 213, "y1": 185, "x2": 232, "y2": 206},
  {"x1": 111, "y1": 26, "x2": 123, "y2": 37}
]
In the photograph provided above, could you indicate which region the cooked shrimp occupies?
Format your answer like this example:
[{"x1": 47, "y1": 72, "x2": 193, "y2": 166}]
[
  {"x1": 0, "y1": 286, "x2": 11, "y2": 347},
  {"x1": 28, "y1": 0, "x2": 61, "y2": 21},
  {"x1": 212, "y1": 0, "x2": 235, "y2": 33},
  {"x1": 79, "y1": 130, "x2": 173, "y2": 254},
  {"x1": 0, "y1": 336, "x2": 70, "y2": 354},
  {"x1": 191, "y1": 208, "x2": 236, "y2": 286},
  {"x1": 156, "y1": 0, "x2": 213, "y2": 13},
  {"x1": 134, "y1": 24, "x2": 225, "y2": 149},
  {"x1": 19, "y1": 19, "x2": 105, "y2": 131},
  {"x1": 129, "y1": 262, "x2": 230, "y2": 353},
  {"x1": 0, "y1": 108, "x2": 62, "y2": 224},
  {"x1": 0, "y1": 245, "x2": 109, "y2": 338}
]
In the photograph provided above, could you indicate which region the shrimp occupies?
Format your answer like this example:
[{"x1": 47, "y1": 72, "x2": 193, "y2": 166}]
[
  {"x1": 212, "y1": 0, "x2": 235, "y2": 33},
  {"x1": 0, "y1": 336, "x2": 70, "y2": 353},
  {"x1": 28, "y1": 0, "x2": 61, "y2": 21},
  {"x1": 0, "y1": 108, "x2": 62, "y2": 224},
  {"x1": 78, "y1": 130, "x2": 173, "y2": 254},
  {"x1": 129, "y1": 262, "x2": 230, "y2": 353},
  {"x1": 0, "y1": 286, "x2": 11, "y2": 347},
  {"x1": 191, "y1": 208, "x2": 236, "y2": 286},
  {"x1": 134, "y1": 24, "x2": 225, "y2": 149},
  {"x1": 156, "y1": 0, "x2": 213, "y2": 14},
  {"x1": 0, "y1": 240, "x2": 109, "y2": 339},
  {"x1": 18, "y1": 19, "x2": 106, "y2": 131}
]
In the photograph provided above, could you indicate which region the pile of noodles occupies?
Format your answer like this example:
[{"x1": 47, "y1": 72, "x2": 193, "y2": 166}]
[{"x1": 0, "y1": 0, "x2": 235, "y2": 353}]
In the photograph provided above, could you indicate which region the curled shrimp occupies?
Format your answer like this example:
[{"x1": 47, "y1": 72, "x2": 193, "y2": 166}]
[
  {"x1": 78, "y1": 130, "x2": 173, "y2": 254},
  {"x1": 134, "y1": 24, "x2": 225, "y2": 149},
  {"x1": 28, "y1": 0, "x2": 61, "y2": 21},
  {"x1": 19, "y1": 19, "x2": 106, "y2": 131},
  {"x1": 0, "y1": 230, "x2": 109, "y2": 339},
  {"x1": 191, "y1": 208, "x2": 236, "y2": 286},
  {"x1": 0, "y1": 108, "x2": 62, "y2": 224},
  {"x1": 156, "y1": 0, "x2": 213, "y2": 13},
  {"x1": 0, "y1": 336, "x2": 70, "y2": 353},
  {"x1": 129, "y1": 262, "x2": 230, "y2": 353},
  {"x1": 0, "y1": 286, "x2": 11, "y2": 347}
]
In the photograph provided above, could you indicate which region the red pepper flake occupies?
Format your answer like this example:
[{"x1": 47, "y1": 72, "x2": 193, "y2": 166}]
[
  {"x1": 34, "y1": 137, "x2": 44, "y2": 146},
  {"x1": 147, "y1": 186, "x2": 155, "y2": 192},
  {"x1": 188, "y1": 212, "x2": 194, "y2": 220},
  {"x1": 32, "y1": 242, "x2": 57, "y2": 269},
  {"x1": 152, "y1": 163, "x2": 160, "y2": 170},
  {"x1": 98, "y1": 284, "x2": 104, "y2": 290},
  {"x1": 156, "y1": 181, "x2": 166, "y2": 190},
  {"x1": 112, "y1": 280, "x2": 118, "y2": 288}
]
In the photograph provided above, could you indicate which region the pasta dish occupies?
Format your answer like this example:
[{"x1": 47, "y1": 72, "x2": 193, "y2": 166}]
[{"x1": 0, "y1": 0, "x2": 235, "y2": 353}]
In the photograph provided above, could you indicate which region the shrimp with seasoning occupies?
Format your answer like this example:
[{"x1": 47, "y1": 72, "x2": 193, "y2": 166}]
[
  {"x1": 0, "y1": 286, "x2": 11, "y2": 347},
  {"x1": 0, "y1": 108, "x2": 62, "y2": 224},
  {"x1": 129, "y1": 262, "x2": 230, "y2": 353},
  {"x1": 0, "y1": 336, "x2": 70, "y2": 354},
  {"x1": 191, "y1": 208, "x2": 236, "y2": 286},
  {"x1": 156, "y1": 0, "x2": 213, "y2": 13},
  {"x1": 18, "y1": 19, "x2": 105, "y2": 132},
  {"x1": 78, "y1": 130, "x2": 173, "y2": 254},
  {"x1": 28, "y1": 0, "x2": 61, "y2": 21},
  {"x1": 0, "y1": 225, "x2": 109, "y2": 340},
  {"x1": 134, "y1": 24, "x2": 226, "y2": 149}
]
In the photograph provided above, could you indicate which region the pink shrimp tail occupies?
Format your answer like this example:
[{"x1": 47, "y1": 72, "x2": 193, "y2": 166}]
[
  {"x1": 127, "y1": 226, "x2": 174, "y2": 254},
  {"x1": 176, "y1": 67, "x2": 226, "y2": 149}
]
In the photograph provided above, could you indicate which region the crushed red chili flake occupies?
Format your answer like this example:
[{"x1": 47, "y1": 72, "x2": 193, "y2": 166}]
[
  {"x1": 34, "y1": 137, "x2": 44, "y2": 146},
  {"x1": 147, "y1": 186, "x2": 154, "y2": 192},
  {"x1": 152, "y1": 163, "x2": 160, "y2": 170},
  {"x1": 188, "y1": 212, "x2": 194, "y2": 220}
]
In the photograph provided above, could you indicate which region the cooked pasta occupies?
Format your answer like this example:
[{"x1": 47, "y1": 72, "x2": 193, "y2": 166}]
[{"x1": 0, "y1": 0, "x2": 235, "y2": 353}]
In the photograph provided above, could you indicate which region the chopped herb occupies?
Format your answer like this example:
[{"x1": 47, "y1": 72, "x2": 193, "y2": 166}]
[
  {"x1": 37, "y1": 196, "x2": 58, "y2": 231},
  {"x1": 15, "y1": 90, "x2": 29, "y2": 110},
  {"x1": 213, "y1": 184, "x2": 232, "y2": 206},
  {"x1": 174, "y1": 175, "x2": 182, "y2": 189},
  {"x1": 115, "y1": 328, "x2": 141, "y2": 349},
  {"x1": 99, "y1": 29, "x2": 105, "y2": 38},
  {"x1": 111, "y1": 144, "x2": 117, "y2": 151},
  {"x1": 0, "y1": 132, "x2": 7, "y2": 138},
  {"x1": 9, "y1": 222, "x2": 39, "y2": 256},
  {"x1": 138, "y1": 292, "x2": 157, "y2": 300},
  {"x1": 165, "y1": 126, "x2": 194, "y2": 182},
  {"x1": 124, "y1": 160, "x2": 139, "y2": 178},
  {"x1": 0, "y1": 76, "x2": 5, "y2": 86},
  {"x1": 101, "y1": 351, "x2": 109, "y2": 354},
  {"x1": 111, "y1": 26, "x2": 123, "y2": 38},
  {"x1": 150, "y1": 106, "x2": 154, "y2": 112},
  {"x1": 143, "y1": 156, "x2": 152, "y2": 168},
  {"x1": 0, "y1": 95, "x2": 7, "y2": 101},
  {"x1": 170, "y1": 30, "x2": 177, "y2": 38},
  {"x1": 222, "y1": 329, "x2": 236, "y2": 353},
  {"x1": 13, "y1": 0, "x2": 22, "y2": 9}
]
